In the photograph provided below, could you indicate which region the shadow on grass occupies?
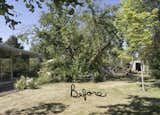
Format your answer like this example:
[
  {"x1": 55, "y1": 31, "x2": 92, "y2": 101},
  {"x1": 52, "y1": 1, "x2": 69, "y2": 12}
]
[
  {"x1": 144, "y1": 79, "x2": 160, "y2": 89},
  {"x1": 89, "y1": 95, "x2": 160, "y2": 115},
  {"x1": 153, "y1": 82, "x2": 160, "y2": 88},
  {"x1": 5, "y1": 102, "x2": 68, "y2": 115},
  {"x1": 107, "y1": 73, "x2": 141, "y2": 83}
]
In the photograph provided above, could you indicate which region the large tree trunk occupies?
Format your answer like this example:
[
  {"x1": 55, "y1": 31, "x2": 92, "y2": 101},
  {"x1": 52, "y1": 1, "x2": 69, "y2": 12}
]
[
  {"x1": 153, "y1": 32, "x2": 160, "y2": 48},
  {"x1": 89, "y1": 42, "x2": 110, "y2": 65}
]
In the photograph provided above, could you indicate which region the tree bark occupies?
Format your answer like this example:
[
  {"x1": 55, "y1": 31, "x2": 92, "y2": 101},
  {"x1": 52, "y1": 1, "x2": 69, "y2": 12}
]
[{"x1": 89, "y1": 42, "x2": 110, "y2": 65}]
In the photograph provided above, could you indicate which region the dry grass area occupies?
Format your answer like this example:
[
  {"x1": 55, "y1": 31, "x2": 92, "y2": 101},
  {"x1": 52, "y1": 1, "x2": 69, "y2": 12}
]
[{"x1": 0, "y1": 80, "x2": 160, "y2": 115}]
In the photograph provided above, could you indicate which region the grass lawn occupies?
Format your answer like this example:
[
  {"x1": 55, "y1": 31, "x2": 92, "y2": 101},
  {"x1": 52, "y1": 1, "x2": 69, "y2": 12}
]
[{"x1": 0, "y1": 79, "x2": 160, "y2": 115}]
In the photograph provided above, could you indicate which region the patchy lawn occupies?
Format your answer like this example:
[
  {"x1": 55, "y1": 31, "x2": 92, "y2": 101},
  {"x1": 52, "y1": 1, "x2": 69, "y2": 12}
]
[{"x1": 0, "y1": 79, "x2": 160, "y2": 115}]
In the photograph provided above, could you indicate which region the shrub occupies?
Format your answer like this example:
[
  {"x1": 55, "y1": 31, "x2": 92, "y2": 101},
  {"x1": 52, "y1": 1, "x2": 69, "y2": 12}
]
[
  {"x1": 15, "y1": 76, "x2": 38, "y2": 90},
  {"x1": 146, "y1": 46, "x2": 160, "y2": 79},
  {"x1": 15, "y1": 75, "x2": 26, "y2": 90},
  {"x1": 94, "y1": 72, "x2": 104, "y2": 82},
  {"x1": 37, "y1": 58, "x2": 70, "y2": 83},
  {"x1": 94, "y1": 76, "x2": 104, "y2": 82},
  {"x1": 38, "y1": 55, "x2": 115, "y2": 83},
  {"x1": 29, "y1": 59, "x2": 41, "y2": 78},
  {"x1": 150, "y1": 69, "x2": 160, "y2": 79},
  {"x1": 26, "y1": 78, "x2": 38, "y2": 89},
  {"x1": 37, "y1": 71, "x2": 53, "y2": 85}
]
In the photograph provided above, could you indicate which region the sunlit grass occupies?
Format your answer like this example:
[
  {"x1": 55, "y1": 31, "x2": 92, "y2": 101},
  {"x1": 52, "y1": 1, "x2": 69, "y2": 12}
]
[{"x1": 0, "y1": 79, "x2": 159, "y2": 115}]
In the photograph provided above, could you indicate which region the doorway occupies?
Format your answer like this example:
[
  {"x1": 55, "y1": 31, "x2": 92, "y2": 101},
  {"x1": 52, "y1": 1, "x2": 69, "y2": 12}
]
[{"x1": 136, "y1": 63, "x2": 141, "y2": 71}]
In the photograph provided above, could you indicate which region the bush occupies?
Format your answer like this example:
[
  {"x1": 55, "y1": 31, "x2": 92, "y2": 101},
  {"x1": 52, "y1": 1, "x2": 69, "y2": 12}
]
[
  {"x1": 146, "y1": 47, "x2": 160, "y2": 79},
  {"x1": 150, "y1": 69, "x2": 160, "y2": 79},
  {"x1": 26, "y1": 78, "x2": 38, "y2": 89},
  {"x1": 37, "y1": 71, "x2": 53, "y2": 85},
  {"x1": 37, "y1": 58, "x2": 70, "y2": 83},
  {"x1": 15, "y1": 75, "x2": 26, "y2": 90},
  {"x1": 94, "y1": 72, "x2": 104, "y2": 82},
  {"x1": 15, "y1": 76, "x2": 38, "y2": 90},
  {"x1": 38, "y1": 56, "x2": 115, "y2": 83},
  {"x1": 29, "y1": 59, "x2": 41, "y2": 77}
]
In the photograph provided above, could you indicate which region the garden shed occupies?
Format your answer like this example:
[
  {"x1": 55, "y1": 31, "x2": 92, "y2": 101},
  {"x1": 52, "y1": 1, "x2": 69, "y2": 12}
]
[{"x1": 130, "y1": 60, "x2": 149, "y2": 74}]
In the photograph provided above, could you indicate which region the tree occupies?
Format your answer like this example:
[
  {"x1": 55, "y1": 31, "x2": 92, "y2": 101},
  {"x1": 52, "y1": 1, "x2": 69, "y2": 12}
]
[
  {"x1": 116, "y1": 0, "x2": 159, "y2": 51},
  {"x1": 0, "y1": 0, "x2": 84, "y2": 29},
  {"x1": 116, "y1": 0, "x2": 160, "y2": 76},
  {"x1": 27, "y1": 0, "x2": 122, "y2": 82},
  {"x1": 5, "y1": 35, "x2": 23, "y2": 49},
  {"x1": 116, "y1": 0, "x2": 160, "y2": 91},
  {"x1": 0, "y1": 0, "x2": 45, "y2": 29}
]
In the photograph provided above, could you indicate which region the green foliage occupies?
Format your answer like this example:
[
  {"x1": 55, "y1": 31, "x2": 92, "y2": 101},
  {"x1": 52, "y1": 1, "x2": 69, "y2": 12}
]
[
  {"x1": 93, "y1": 72, "x2": 103, "y2": 82},
  {"x1": 37, "y1": 68, "x2": 53, "y2": 85},
  {"x1": 15, "y1": 76, "x2": 38, "y2": 90},
  {"x1": 15, "y1": 75, "x2": 26, "y2": 90},
  {"x1": 29, "y1": 59, "x2": 41, "y2": 77},
  {"x1": 26, "y1": 78, "x2": 38, "y2": 89},
  {"x1": 145, "y1": 46, "x2": 160, "y2": 79},
  {"x1": 37, "y1": 75, "x2": 52, "y2": 85},
  {"x1": 0, "y1": 0, "x2": 44, "y2": 29},
  {"x1": 5, "y1": 35, "x2": 23, "y2": 49},
  {"x1": 27, "y1": 1, "x2": 122, "y2": 82},
  {"x1": 1, "y1": 0, "x2": 84, "y2": 29},
  {"x1": 116, "y1": 0, "x2": 160, "y2": 52},
  {"x1": 37, "y1": 58, "x2": 72, "y2": 83},
  {"x1": 116, "y1": 0, "x2": 160, "y2": 78}
]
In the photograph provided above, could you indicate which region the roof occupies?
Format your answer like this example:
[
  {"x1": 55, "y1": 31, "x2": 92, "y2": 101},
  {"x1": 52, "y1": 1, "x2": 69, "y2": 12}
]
[{"x1": 0, "y1": 43, "x2": 40, "y2": 58}]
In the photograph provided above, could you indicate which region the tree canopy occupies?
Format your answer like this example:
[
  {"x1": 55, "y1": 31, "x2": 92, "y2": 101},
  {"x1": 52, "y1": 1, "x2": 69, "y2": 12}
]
[
  {"x1": 25, "y1": 0, "x2": 122, "y2": 82},
  {"x1": 0, "y1": 0, "x2": 84, "y2": 29},
  {"x1": 5, "y1": 35, "x2": 23, "y2": 49},
  {"x1": 3, "y1": 0, "x2": 160, "y2": 81},
  {"x1": 116, "y1": 0, "x2": 160, "y2": 78}
]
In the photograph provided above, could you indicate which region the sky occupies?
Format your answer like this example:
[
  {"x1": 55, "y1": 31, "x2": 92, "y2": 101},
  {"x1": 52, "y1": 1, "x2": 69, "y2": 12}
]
[{"x1": 0, "y1": 0, "x2": 120, "y2": 50}]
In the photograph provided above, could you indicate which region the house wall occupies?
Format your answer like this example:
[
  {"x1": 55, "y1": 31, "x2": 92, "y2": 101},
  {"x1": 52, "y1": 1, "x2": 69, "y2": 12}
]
[{"x1": 131, "y1": 60, "x2": 147, "y2": 73}]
